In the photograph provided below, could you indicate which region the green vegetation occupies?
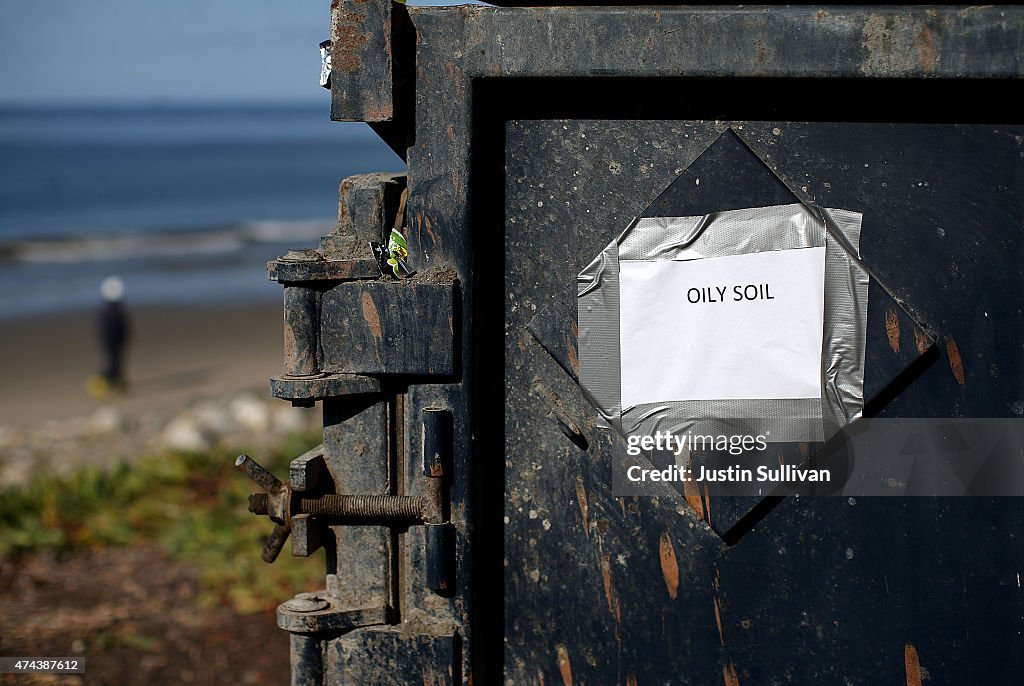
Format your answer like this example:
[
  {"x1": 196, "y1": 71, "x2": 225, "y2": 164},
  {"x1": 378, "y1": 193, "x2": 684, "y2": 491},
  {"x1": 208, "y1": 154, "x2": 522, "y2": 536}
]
[{"x1": 0, "y1": 431, "x2": 324, "y2": 613}]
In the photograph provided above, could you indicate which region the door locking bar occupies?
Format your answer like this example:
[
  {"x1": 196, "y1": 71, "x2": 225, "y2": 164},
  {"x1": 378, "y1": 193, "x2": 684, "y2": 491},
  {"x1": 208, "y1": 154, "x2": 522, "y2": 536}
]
[{"x1": 236, "y1": 408, "x2": 452, "y2": 592}]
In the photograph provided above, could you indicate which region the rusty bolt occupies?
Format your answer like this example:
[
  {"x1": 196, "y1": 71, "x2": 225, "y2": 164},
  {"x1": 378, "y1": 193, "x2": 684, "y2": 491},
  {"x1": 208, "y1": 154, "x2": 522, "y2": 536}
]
[{"x1": 249, "y1": 492, "x2": 427, "y2": 522}]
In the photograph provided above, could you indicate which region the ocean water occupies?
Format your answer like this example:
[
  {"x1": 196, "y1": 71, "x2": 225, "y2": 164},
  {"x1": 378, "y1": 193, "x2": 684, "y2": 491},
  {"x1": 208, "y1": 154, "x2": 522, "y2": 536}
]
[{"x1": 0, "y1": 105, "x2": 403, "y2": 319}]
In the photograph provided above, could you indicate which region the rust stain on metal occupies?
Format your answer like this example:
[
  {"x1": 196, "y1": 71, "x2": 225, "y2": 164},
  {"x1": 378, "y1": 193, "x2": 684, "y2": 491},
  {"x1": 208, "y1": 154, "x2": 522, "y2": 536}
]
[
  {"x1": 565, "y1": 334, "x2": 579, "y2": 374},
  {"x1": 945, "y1": 335, "x2": 965, "y2": 385},
  {"x1": 915, "y1": 24, "x2": 936, "y2": 73},
  {"x1": 421, "y1": 667, "x2": 445, "y2": 686},
  {"x1": 914, "y1": 326, "x2": 931, "y2": 355},
  {"x1": 703, "y1": 483, "x2": 712, "y2": 526},
  {"x1": 600, "y1": 553, "x2": 615, "y2": 612},
  {"x1": 754, "y1": 39, "x2": 769, "y2": 68},
  {"x1": 338, "y1": 181, "x2": 351, "y2": 224},
  {"x1": 722, "y1": 660, "x2": 740, "y2": 686},
  {"x1": 683, "y1": 477, "x2": 704, "y2": 519},
  {"x1": 904, "y1": 643, "x2": 922, "y2": 686},
  {"x1": 451, "y1": 169, "x2": 463, "y2": 198},
  {"x1": 361, "y1": 290, "x2": 383, "y2": 343},
  {"x1": 333, "y1": 7, "x2": 370, "y2": 73},
  {"x1": 575, "y1": 476, "x2": 589, "y2": 537},
  {"x1": 713, "y1": 596, "x2": 725, "y2": 645},
  {"x1": 659, "y1": 532, "x2": 680, "y2": 600},
  {"x1": 556, "y1": 644, "x2": 573, "y2": 686},
  {"x1": 365, "y1": 104, "x2": 392, "y2": 121},
  {"x1": 424, "y1": 215, "x2": 438, "y2": 244},
  {"x1": 885, "y1": 308, "x2": 901, "y2": 352},
  {"x1": 599, "y1": 553, "x2": 622, "y2": 631}
]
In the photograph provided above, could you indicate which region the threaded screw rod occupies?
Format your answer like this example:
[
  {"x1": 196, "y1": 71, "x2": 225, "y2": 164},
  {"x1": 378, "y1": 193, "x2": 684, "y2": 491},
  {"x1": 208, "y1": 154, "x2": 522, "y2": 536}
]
[{"x1": 249, "y1": 492, "x2": 427, "y2": 522}]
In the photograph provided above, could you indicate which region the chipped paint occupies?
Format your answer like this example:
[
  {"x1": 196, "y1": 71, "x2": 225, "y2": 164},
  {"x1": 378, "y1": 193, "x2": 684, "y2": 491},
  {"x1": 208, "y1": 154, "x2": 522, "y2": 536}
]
[
  {"x1": 913, "y1": 326, "x2": 931, "y2": 355},
  {"x1": 861, "y1": 14, "x2": 919, "y2": 76},
  {"x1": 575, "y1": 477, "x2": 589, "y2": 537},
  {"x1": 682, "y1": 477, "x2": 704, "y2": 520},
  {"x1": 885, "y1": 308, "x2": 901, "y2": 352},
  {"x1": 713, "y1": 596, "x2": 725, "y2": 645},
  {"x1": 703, "y1": 483, "x2": 712, "y2": 526},
  {"x1": 361, "y1": 291, "x2": 383, "y2": 343},
  {"x1": 600, "y1": 553, "x2": 616, "y2": 614},
  {"x1": 333, "y1": 7, "x2": 371, "y2": 73},
  {"x1": 659, "y1": 532, "x2": 680, "y2": 600},
  {"x1": 722, "y1": 660, "x2": 741, "y2": 686},
  {"x1": 556, "y1": 644, "x2": 573, "y2": 686},
  {"x1": 565, "y1": 334, "x2": 579, "y2": 374},
  {"x1": 904, "y1": 643, "x2": 922, "y2": 686},
  {"x1": 945, "y1": 336, "x2": 965, "y2": 385}
]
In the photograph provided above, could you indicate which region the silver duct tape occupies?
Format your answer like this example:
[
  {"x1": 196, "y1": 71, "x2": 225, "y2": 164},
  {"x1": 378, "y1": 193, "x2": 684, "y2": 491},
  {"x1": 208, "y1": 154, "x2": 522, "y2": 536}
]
[
  {"x1": 578, "y1": 203, "x2": 869, "y2": 442},
  {"x1": 822, "y1": 210, "x2": 869, "y2": 430},
  {"x1": 619, "y1": 204, "x2": 827, "y2": 261},
  {"x1": 622, "y1": 400, "x2": 824, "y2": 443},
  {"x1": 578, "y1": 239, "x2": 623, "y2": 425}
]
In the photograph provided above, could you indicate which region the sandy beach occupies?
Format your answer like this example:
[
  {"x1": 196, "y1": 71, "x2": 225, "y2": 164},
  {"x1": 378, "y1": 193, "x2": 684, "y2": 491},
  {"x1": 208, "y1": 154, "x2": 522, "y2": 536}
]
[
  {"x1": 1, "y1": 300, "x2": 285, "y2": 428},
  {"x1": 0, "y1": 298, "x2": 328, "y2": 487}
]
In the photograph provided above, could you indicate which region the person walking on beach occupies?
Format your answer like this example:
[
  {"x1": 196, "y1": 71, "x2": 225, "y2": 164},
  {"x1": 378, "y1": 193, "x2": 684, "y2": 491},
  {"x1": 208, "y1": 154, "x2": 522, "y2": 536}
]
[{"x1": 92, "y1": 276, "x2": 131, "y2": 395}]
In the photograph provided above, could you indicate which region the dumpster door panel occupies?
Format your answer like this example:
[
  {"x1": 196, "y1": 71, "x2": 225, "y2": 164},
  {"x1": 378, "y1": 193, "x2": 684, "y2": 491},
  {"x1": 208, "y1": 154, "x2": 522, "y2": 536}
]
[
  {"x1": 503, "y1": 118, "x2": 1024, "y2": 684},
  {"x1": 382, "y1": 6, "x2": 1024, "y2": 684}
]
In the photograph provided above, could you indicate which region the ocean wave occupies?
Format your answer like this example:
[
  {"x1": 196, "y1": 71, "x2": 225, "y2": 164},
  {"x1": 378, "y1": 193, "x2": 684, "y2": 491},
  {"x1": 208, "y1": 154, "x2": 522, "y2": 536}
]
[{"x1": 0, "y1": 220, "x2": 334, "y2": 264}]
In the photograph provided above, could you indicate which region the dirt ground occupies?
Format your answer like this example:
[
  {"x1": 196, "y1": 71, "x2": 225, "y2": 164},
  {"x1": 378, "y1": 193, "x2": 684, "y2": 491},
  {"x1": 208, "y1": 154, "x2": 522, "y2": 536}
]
[{"x1": 0, "y1": 546, "x2": 290, "y2": 686}]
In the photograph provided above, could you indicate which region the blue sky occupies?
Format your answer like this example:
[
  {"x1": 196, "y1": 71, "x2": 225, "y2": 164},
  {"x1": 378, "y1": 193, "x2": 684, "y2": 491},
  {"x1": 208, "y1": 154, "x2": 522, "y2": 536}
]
[{"x1": 0, "y1": 1, "x2": 476, "y2": 105}]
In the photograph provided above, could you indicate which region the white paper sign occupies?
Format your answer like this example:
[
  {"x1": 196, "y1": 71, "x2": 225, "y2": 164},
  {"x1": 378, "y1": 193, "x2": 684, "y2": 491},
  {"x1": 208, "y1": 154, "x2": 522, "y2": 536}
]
[{"x1": 618, "y1": 247, "x2": 826, "y2": 407}]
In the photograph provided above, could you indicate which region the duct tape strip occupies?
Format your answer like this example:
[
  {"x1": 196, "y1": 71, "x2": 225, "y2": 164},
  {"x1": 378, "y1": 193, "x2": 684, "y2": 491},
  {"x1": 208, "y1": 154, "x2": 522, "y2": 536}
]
[{"x1": 578, "y1": 203, "x2": 869, "y2": 443}]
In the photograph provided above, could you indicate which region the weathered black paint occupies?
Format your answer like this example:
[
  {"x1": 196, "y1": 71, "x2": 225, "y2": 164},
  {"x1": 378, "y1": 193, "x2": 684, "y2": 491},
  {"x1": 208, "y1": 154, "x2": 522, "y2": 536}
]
[
  {"x1": 319, "y1": 278, "x2": 456, "y2": 376},
  {"x1": 498, "y1": 117, "x2": 1023, "y2": 685},
  {"x1": 422, "y1": 408, "x2": 451, "y2": 479},
  {"x1": 269, "y1": 373, "x2": 381, "y2": 403},
  {"x1": 290, "y1": 634, "x2": 323, "y2": 686}
]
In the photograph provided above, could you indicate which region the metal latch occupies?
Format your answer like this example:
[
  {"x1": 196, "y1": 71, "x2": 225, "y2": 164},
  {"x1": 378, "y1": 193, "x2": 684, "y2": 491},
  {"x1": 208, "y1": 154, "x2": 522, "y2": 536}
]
[{"x1": 236, "y1": 407, "x2": 453, "y2": 593}]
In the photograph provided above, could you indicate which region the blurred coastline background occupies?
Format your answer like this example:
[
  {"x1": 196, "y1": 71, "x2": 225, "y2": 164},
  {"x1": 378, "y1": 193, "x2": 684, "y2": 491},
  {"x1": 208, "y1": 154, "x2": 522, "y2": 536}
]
[
  {"x1": 0, "y1": 104, "x2": 398, "y2": 318},
  {"x1": 0, "y1": 2, "x2": 406, "y2": 683},
  {"x1": 0, "y1": 104, "x2": 398, "y2": 429},
  {"x1": 0, "y1": 0, "x2": 402, "y2": 429}
]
